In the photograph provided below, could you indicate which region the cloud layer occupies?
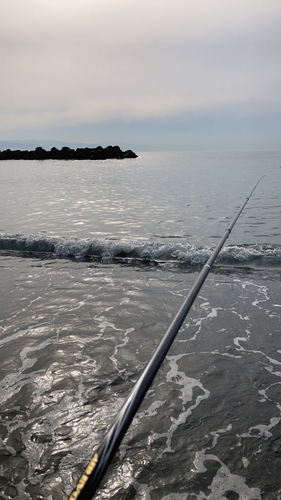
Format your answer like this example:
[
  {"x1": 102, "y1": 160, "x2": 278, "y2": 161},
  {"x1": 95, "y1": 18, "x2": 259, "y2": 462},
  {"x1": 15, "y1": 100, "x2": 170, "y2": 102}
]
[{"x1": 1, "y1": 0, "x2": 281, "y2": 148}]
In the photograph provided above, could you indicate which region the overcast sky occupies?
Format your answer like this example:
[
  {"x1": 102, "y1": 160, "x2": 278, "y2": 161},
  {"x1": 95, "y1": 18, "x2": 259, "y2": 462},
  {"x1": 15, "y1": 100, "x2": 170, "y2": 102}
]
[{"x1": 1, "y1": 0, "x2": 281, "y2": 150}]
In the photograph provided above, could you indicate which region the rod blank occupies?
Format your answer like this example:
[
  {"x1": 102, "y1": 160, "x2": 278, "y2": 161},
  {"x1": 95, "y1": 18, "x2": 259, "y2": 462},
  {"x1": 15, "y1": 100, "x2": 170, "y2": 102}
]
[{"x1": 68, "y1": 177, "x2": 265, "y2": 500}]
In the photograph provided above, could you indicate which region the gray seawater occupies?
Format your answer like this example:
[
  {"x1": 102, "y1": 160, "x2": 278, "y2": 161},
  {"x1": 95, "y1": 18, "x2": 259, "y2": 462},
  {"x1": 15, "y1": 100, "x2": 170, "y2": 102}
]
[{"x1": 0, "y1": 151, "x2": 281, "y2": 500}]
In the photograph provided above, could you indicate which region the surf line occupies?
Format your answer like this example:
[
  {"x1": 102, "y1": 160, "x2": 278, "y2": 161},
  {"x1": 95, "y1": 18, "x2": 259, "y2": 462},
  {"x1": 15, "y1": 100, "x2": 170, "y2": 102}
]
[{"x1": 69, "y1": 176, "x2": 266, "y2": 500}]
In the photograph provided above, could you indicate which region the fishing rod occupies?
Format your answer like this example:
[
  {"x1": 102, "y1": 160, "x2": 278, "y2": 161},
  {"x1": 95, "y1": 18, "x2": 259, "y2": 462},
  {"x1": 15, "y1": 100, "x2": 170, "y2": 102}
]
[{"x1": 69, "y1": 176, "x2": 265, "y2": 500}]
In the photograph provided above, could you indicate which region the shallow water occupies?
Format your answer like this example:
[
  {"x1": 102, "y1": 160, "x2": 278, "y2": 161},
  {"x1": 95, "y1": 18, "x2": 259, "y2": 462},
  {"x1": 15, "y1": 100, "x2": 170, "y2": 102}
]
[
  {"x1": 1, "y1": 151, "x2": 281, "y2": 499},
  {"x1": 1, "y1": 255, "x2": 281, "y2": 500},
  {"x1": 1, "y1": 151, "x2": 281, "y2": 246}
]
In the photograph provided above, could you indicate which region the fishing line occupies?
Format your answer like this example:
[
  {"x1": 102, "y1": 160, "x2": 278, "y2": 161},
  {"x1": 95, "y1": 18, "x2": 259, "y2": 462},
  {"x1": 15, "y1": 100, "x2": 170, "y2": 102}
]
[
  {"x1": 128, "y1": 176, "x2": 267, "y2": 452},
  {"x1": 68, "y1": 176, "x2": 266, "y2": 500}
]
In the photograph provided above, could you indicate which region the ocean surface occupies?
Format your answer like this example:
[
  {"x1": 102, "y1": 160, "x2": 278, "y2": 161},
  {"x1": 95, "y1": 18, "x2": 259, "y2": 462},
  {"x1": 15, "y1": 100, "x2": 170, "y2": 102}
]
[{"x1": 0, "y1": 150, "x2": 281, "y2": 500}]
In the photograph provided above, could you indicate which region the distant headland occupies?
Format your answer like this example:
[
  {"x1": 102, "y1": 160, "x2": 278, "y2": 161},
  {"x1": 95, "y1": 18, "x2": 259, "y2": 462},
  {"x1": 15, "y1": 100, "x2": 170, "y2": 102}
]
[{"x1": 0, "y1": 145, "x2": 138, "y2": 161}]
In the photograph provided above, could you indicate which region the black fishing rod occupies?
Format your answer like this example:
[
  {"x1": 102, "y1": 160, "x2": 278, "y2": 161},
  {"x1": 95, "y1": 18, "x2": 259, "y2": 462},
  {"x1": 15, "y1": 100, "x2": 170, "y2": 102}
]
[{"x1": 68, "y1": 176, "x2": 265, "y2": 500}]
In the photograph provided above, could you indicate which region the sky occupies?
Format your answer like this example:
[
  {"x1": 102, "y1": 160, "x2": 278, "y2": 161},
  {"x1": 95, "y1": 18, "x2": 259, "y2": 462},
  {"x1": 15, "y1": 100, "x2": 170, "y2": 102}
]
[{"x1": 1, "y1": 0, "x2": 281, "y2": 151}]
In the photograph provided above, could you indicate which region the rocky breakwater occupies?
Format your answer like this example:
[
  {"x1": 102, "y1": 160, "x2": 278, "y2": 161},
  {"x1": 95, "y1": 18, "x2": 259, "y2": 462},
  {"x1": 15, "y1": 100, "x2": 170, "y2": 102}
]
[{"x1": 0, "y1": 145, "x2": 138, "y2": 160}]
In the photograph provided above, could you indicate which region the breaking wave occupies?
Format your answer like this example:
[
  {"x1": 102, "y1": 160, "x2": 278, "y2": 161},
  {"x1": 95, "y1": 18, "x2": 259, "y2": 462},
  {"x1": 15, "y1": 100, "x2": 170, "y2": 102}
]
[{"x1": 1, "y1": 233, "x2": 281, "y2": 268}]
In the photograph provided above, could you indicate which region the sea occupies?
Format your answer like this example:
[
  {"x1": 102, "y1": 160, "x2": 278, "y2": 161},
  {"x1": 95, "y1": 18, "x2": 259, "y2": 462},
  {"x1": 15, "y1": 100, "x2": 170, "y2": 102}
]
[{"x1": 0, "y1": 150, "x2": 281, "y2": 500}]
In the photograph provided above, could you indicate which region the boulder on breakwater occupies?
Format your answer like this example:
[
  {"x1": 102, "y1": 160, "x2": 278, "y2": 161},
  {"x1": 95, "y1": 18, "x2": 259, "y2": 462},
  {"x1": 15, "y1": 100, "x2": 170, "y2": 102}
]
[{"x1": 0, "y1": 145, "x2": 138, "y2": 161}]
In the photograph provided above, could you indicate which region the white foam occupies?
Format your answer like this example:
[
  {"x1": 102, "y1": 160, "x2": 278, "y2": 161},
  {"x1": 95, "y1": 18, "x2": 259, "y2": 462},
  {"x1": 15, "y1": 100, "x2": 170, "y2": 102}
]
[
  {"x1": 192, "y1": 450, "x2": 261, "y2": 499},
  {"x1": 148, "y1": 354, "x2": 210, "y2": 455},
  {"x1": 3, "y1": 232, "x2": 281, "y2": 265},
  {"x1": 109, "y1": 327, "x2": 135, "y2": 372},
  {"x1": 240, "y1": 416, "x2": 280, "y2": 439}
]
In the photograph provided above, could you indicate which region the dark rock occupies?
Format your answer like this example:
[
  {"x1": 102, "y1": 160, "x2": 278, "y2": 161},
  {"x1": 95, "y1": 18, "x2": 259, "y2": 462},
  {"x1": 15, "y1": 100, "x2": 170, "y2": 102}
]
[
  {"x1": 23, "y1": 150, "x2": 33, "y2": 159},
  {"x1": 50, "y1": 147, "x2": 61, "y2": 159},
  {"x1": 123, "y1": 149, "x2": 138, "y2": 158},
  {"x1": 34, "y1": 147, "x2": 49, "y2": 160},
  {"x1": 0, "y1": 145, "x2": 138, "y2": 161},
  {"x1": 61, "y1": 147, "x2": 75, "y2": 159},
  {"x1": 13, "y1": 149, "x2": 22, "y2": 159},
  {"x1": 104, "y1": 145, "x2": 123, "y2": 159},
  {"x1": 1, "y1": 149, "x2": 13, "y2": 159}
]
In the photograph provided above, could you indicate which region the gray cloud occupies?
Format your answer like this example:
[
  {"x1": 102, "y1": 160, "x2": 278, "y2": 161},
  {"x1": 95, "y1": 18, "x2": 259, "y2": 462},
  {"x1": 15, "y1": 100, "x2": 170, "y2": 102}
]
[{"x1": 1, "y1": 0, "x2": 281, "y2": 147}]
